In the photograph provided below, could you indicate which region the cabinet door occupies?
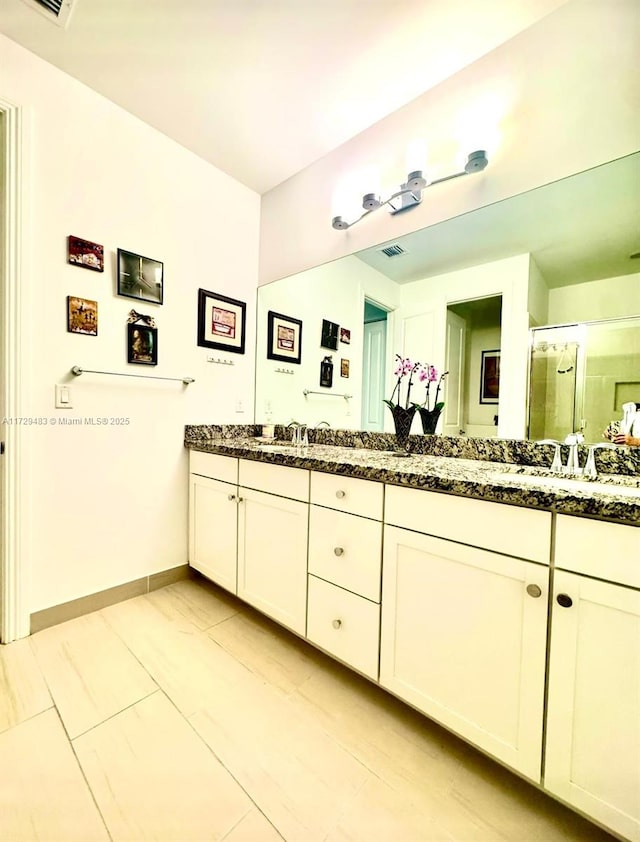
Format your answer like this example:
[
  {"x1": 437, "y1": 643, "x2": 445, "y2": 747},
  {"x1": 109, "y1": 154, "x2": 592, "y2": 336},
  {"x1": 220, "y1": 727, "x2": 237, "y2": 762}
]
[
  {"x1": 188, "y1": 474, "x2": 238, "y2": 593},
  {"x1": 545, "y1": 571, "x2": 640, "y2": 842},
  {"x1": 380, "y1": 526, "x2": 548, "y2": 781},
  {"x1": 237, "y1": 487, "x2": 308, "y2": 635}
]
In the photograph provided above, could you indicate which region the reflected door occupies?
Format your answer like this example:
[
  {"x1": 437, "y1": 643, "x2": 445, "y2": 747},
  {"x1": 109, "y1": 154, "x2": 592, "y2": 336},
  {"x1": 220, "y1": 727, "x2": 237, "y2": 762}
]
[
  {"x1": 444, "y1": 310, "x2": 466, "y2": 436},
  {"x1": 361, "y1": 319, "x2": 386, "y2": 431}
]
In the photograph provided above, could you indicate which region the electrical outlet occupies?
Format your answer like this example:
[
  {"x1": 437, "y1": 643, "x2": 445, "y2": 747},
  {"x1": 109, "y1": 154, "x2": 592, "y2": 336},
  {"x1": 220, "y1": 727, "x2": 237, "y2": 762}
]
[{"x1": 235, "y1": 399, "x2": 244, "y2": 413}]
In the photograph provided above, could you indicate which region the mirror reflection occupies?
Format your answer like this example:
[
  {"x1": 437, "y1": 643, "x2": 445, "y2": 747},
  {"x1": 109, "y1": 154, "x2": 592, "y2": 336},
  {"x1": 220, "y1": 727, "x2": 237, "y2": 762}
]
[{"x1": 255, "y1": 152, "x2": 640, "y2": 441}]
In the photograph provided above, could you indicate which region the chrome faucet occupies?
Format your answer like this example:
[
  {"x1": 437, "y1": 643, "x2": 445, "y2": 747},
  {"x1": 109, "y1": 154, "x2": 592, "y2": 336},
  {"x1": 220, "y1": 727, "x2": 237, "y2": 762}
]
[
  {"x1": 314, "y1": 421, "x2": 330, "y2": 429},
  {"x1": 584, "y1": 443, "x2": 618, "y2": 478},
  {"x1": 564, "y1": 432, "x2": 585, "y2": 475},
  {"x1": 537, "y1": 439, "x2": 564, "y2": 472}
]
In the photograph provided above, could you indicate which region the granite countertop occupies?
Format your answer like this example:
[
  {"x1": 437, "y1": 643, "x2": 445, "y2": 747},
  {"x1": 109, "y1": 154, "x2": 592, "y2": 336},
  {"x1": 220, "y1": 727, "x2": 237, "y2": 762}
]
[{"x1": 185, "y1": 431, "x2": 640, "y2": 527}]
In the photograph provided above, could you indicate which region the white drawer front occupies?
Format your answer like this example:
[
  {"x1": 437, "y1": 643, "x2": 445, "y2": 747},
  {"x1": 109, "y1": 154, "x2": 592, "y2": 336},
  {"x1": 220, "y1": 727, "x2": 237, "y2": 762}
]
[
  {"x1": 239, "y1": 458, "x2": 309, "y2": 502},
  {"x1": 307, "y1": 575, "x2": 380, "y2": 680},
  {"x1": 555, "y1": 515, "x2": 640, "y2": 588},
  {"x1": 309, "y1": 507, "x2": 382, "y2": 601},
  {"x1": 385, "y1": 485, "x2": 551, "y2": 564},
  {"x1": 310, "y1": 471, "x2": 383, "y2": 520},
  {"x1": 190, "y1": 450, "x2": 238, "y2": 484}
]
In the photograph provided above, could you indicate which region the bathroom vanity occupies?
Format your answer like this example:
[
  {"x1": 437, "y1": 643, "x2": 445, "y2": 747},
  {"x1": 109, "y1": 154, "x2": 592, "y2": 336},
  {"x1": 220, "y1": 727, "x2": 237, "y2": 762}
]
[{"x1": 186, "y1": 429, "x2": 639, "y2": 842}]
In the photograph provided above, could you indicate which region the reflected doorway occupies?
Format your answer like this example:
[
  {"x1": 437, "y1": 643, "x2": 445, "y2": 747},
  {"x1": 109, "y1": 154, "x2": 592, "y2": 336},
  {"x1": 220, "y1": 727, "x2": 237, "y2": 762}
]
[
  {"x1": 445, "y1": 296, "x2": 502, "y2": 437},
  {"x1": 361, "y1": 300, "x2": 389, "y2": 431}
]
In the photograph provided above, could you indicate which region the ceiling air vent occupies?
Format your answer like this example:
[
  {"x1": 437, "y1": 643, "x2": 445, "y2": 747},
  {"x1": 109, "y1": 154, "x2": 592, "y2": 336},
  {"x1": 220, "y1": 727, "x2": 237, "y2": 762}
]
[
  {"x1": 20, "y1": 0, "x2": 77, "y2": 28},
  {"x1": 379, "y1": 244, "x2": 407, "y2": 258}
]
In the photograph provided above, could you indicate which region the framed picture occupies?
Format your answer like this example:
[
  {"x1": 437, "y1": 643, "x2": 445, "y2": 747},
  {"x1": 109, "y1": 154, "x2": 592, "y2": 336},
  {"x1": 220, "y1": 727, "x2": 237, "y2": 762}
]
[
  {"x1": 320, "y1": 356, "x2": 333, "y2": 388},
  {"x1": 197, "y1": 288, "x2": 246, "y2": 354},
  {"x1": 68, "y1": 235, "x2": 104, "y2": 272},
  {"x1": 340, "y1": 327, "x2": 351, "y2": 345},
  {"x1": 127, "y1": 323, "x2": 158, "y2": 365},
  {"x1": 321, "y1": 319, "x2": 339, "y2": 350},
  {"x1": 480, "y1": 350, "x2": 501, "y2": 404},
  {"x1": 67, "y1": 296, "x2": 98, "y2": 336},
  {"x1": 267, "y1": 310, "x2": 302, "y2": 364},
  {"x1": 117, "y1": 248, "x2": 163, "y2": 305},
  {"x1": 340, "y1": 358, "x2": 350, "y2": 378}
]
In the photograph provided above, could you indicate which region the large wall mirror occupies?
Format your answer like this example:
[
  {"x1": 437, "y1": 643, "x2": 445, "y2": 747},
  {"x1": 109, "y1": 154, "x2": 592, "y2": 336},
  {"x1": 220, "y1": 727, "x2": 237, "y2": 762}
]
[{"x1": 255, "y1": 152, "x2": 640, "y2": 443}]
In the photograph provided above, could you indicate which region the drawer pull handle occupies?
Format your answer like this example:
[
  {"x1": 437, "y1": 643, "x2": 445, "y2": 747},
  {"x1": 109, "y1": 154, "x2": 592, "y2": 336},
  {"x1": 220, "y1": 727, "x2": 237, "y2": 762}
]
[
  {"x1": 332, "y1": 619, "x2": 342, "y2": 630},
  {"x1": 526, "y1": 584, "x2": 542, "y2": 598},
  {"x1": 557, "y1": 593, "x2": 573, "y2": 608},
  {"x1": 227, "y1": 493, "x2": 236, "y2": 501},
  {"x1": 334, "y1": 547, "x2": 344, "y2": 557},
  {"x1": 335, "y1": 490, "x2": 346, "y2": 499}
]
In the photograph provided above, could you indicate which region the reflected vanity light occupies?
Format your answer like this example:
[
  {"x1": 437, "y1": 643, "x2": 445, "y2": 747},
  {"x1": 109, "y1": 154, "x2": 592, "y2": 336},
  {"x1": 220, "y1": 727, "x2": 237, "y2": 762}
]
[{"x1": 332, "y1": 150, "x2": 488, "y2": 231}]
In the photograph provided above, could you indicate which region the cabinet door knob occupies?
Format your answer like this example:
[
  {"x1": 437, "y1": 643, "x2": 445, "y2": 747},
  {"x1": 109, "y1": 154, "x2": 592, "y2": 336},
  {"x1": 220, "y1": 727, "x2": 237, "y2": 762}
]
[
  {"x1": 556, "y1": 593, "x2": 573, "y2": 608},
  {"x1": 335, "y1": 490, "x2": 346, "y2": 499},
  {"x1": 334, "y1": 547, "x2": 344, "y2": 557},
  {"x1": 526, "y1": 584, "x2": 542, "y2": 598},
  {"x1": 237, "y1": 496, "x2": 244, "y2": 503},
  {"x1": 332, "y1": 619, "x2": 342, "y2": 629},
  {"x1": 227, "y1": 493, "x2": 236, "y2": 501}
]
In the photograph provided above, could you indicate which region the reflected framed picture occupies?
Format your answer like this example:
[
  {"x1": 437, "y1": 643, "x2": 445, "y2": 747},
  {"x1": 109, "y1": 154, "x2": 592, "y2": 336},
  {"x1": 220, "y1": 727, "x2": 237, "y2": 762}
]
[
  {"x1": 117, "y1": 248, "x2": 163, "y2": 305},
  {"x1": 127, "y1": 323, "x2": 158, "y2": 366},
  {"x1": 341, "y1": 358, "x2": 350, "y2": 378},
  {"x1": 480, "y1": 350, "x2": 500, "y2": 404},
  {"x1": 321, "y1": 319, "x2": 339, "y2": 350},
  {"x1": 197, "y1": 288, "x2": 246, "y2": 354},
  {"x1": 267, "y1": 310, "x2": 302, "y2": 364},
  {"x1": 340, "y1": 327, "x2": 351, "y2": 345},
  {"x1": 68, "y1": 235, "x2": 104, "y2": 272}
]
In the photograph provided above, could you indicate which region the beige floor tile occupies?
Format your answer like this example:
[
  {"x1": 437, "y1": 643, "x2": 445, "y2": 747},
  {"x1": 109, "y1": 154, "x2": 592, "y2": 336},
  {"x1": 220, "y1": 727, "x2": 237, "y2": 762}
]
[
  {"x1": 207, "y1": 606, "x2": 322, "y2": 696},
  {"x1": 221, "y1": 809, "x2": 284, "y2": 842},
  {"x1": 189, "y1": 676, "x2": 372, "y2": 842},
  {"x1": 0, "y1": 637, "x2": 52, "y2": 735},
  {"x1": 74, "y1": 690, "x2": 254, "y2": 842},
  {"x1": 146, "y1": 577, "x2": 241, "y2": 630},
  {"x1": 30, "y1": 610, "x2": 158, "y2": 738},
  {"x1": 0, "y1": 708, "x2": 109, "y2": 842}
]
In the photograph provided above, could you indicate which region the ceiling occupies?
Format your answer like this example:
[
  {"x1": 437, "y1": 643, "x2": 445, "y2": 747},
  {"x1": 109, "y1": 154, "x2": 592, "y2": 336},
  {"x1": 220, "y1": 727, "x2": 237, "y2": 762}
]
[
  {"x1": 356, "y1": 153, "x2": 640, "y2": 288},
  {"x1": 0, "y1": 0, "x2": 567, "y2": 194}
]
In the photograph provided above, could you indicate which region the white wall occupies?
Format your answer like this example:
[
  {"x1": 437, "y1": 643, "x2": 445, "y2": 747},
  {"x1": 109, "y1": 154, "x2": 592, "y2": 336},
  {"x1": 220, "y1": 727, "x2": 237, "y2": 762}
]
[
  {"x1": 259, "y1": 0, "x2": 640, "y2": 285},
  {"x1": 1, "y1": 35, "x2": 260, "y2": 612},
  {"x1": 255, "y1": 256, "x2": 398, "y2": 428},
  {"x1": 548, "y1": 272, "x2": 640, "y2": 324}
]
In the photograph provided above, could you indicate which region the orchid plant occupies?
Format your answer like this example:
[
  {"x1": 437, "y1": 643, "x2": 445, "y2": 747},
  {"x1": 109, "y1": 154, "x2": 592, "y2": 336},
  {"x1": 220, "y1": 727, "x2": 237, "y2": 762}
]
[
  {"x1": 384, "y1": 355, "x2": 423, "y2": 410},
  {"x1": 416, "y1": 364, "x2": 448, "y2": 413}
]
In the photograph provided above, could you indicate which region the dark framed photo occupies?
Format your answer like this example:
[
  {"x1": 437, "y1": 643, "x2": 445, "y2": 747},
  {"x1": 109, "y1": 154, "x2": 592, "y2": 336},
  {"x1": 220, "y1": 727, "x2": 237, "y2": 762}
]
[
  {"x1": 117, "y1": 248, "x2": 164, "y2": 305},
  {"x1": 480, "y1": 350, "x2": 500, "y2": 404},
  {"x1": 267, "y1": 310, "x2": 302, "y2": 364},
  {"x1": 197, "y1": 288, "x2": 246, "y2": 354},
  {"x1": 67, "y1": 296, "x2": 98, "y2": 336},
  {"x1": 321, "y1": 319, "x2": 339, "y2": 350},
  {"x1": 68, "y1": 235, "x2": 104, "y2": 272},
  {"x1": 127, "y1": 323, "x2": 158, "y2": 365},
  {"x1": 340, "y1": 327, "x2": 351, "y2": 345}
]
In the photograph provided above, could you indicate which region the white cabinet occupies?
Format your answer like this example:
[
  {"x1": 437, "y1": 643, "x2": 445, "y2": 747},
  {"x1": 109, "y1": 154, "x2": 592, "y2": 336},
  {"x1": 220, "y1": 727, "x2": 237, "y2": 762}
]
[
  {"x1": 380, "y1": 524, "x2": 549, "y2": 781},
  {"x1": 237, "y1": 485, "x2": 308, "y2": 635},
  {"x1": 545, "y1": 518, "x2": 640, "y2": 842}
]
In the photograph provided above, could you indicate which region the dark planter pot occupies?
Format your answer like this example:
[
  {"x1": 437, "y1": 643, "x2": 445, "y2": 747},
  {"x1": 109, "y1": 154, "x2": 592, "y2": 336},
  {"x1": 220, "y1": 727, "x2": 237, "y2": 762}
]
[
  {"x1": 418, "y1": 406, "x2": 442, "y2": 435},
  {"x1": 388, "y1": 404, "x2": 416, "y2": 451}
]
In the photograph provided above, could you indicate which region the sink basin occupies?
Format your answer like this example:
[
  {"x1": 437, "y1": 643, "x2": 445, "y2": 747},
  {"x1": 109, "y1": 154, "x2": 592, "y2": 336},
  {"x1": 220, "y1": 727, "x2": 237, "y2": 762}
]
[{"x1": 495, "y1": 472, "x2": 640, "y2": 499}]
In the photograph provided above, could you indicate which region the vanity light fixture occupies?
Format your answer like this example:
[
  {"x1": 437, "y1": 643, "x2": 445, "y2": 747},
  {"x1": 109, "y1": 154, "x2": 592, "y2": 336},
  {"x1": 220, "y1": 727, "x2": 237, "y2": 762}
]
[{"x1": 332, "y1": 150, "x2": 489, "y2": 231}]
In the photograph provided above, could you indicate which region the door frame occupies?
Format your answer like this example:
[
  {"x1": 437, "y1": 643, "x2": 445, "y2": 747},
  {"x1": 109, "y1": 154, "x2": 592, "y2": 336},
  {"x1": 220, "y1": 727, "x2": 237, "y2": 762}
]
[{"x1": 1, "y1": 97, "x2": 31, "y2": 643}]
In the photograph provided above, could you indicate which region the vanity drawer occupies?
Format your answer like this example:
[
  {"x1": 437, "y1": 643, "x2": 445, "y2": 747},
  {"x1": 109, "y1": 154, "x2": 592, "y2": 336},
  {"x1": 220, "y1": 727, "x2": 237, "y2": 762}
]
[
  {"x1": 310, "y1": 471, "x2": 383, "y2": 520},
  {"x1": 555, "y1": 515, "x2": 640, "y2": 588},
  {"x1": 190, "y1": 451, "x2": 238, "y2": 484},
  {"x1": 385, "y1": 485, "x2": 551, "y2": 564},
  {"x1": 307, "y1": 575, "x2": 380, "y2": 680},
  {"x1": 239, "y1": 458, "x2": 309, "y2": 502},
  {"x1": 309, "y1": 506, "x2": 382, "y2": 601}
]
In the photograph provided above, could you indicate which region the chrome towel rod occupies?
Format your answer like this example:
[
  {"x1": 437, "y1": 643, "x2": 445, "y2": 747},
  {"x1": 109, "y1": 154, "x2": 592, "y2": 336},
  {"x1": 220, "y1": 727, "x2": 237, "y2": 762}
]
[
  {"x1": 71, "y1": 366, "x2": 194, "y2": 385},
  {"x1": 303, "y1": 389, "x2": 352, "y2": 400}
]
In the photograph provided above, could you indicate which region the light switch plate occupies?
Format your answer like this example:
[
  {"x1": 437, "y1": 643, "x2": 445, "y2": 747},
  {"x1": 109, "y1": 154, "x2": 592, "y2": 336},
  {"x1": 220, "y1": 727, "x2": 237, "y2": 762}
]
[{"x1": 55, "y1": 384, "x2": 73, "y2": 409}]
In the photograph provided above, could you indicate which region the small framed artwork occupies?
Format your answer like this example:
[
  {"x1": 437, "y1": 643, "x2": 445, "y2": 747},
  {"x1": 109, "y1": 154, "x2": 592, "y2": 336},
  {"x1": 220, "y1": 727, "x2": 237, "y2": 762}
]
[
  {"x1": 267, "y1": 310, "x2": 302, "y2": 364},
  {"x1": 117, "y1": 248, "x2": 164, "y2": 305},
  {"x1": 321, "y1": 319, "x2": 339, "y2": 350},
  {"x1": 320, "y1": 356, "x2": 333, "y2": 388},
  {"x1": 340, "y1": 327, "x2": 351, "y2": 345},
  {"x1": 68, "y1": 235, "x2": 104, "y2": 272},
  {"x1": 340, "y1": 358, "x2": 350, "y2": 378},
  {"x1": 127, "y1": 323, "x2": 158, "y2": 365},
  {"x1": 197, "y1": 288, "x2": 246, "y2": 354},
  {"x1": 480, "y1": 350, "x2": 501, "y2": 404},
  {"x1": 67, "y1": 296, "x2": 98, "y2": 336}
]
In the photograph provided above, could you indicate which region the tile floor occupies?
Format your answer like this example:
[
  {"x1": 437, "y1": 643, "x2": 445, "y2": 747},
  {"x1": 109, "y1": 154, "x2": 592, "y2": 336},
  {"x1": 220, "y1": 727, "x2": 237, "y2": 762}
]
[{"x1": 0, "y1": 576, "x2": 618, "y2": 842}]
